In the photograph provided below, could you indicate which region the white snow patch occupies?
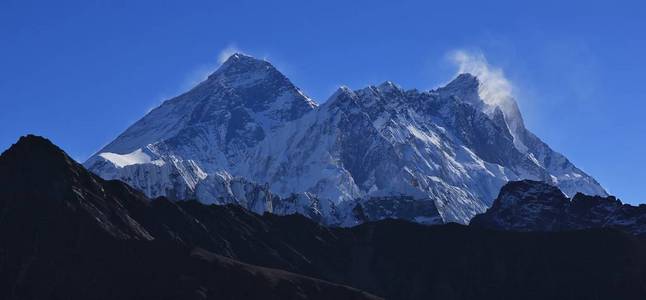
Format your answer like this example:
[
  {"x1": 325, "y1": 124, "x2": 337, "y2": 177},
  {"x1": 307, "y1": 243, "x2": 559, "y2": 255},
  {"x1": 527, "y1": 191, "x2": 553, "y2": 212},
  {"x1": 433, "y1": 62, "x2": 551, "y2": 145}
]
[{"x1": 98, "y1": 149, "x2": 164, "y2": 168}]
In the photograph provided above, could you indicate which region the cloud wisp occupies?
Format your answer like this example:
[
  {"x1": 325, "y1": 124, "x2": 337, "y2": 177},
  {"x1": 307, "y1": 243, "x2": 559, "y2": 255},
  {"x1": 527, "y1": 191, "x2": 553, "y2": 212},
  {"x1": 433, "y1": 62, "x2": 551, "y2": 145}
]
[
  {"x1": 449, "y1": 49, "x2": 530, "y2": 151},
  {"x1": 144, "y1": 44, "x2": 248, "y2": 116},
  {"x1": 449, "y1": 49, "x2": 514, "y2": 110},
  {"x1": 218, "y1": 44, "x2": 243, "y2": 64},
  {"x1": 179, "y1": 44, "x2": 246, "y2": 91}
]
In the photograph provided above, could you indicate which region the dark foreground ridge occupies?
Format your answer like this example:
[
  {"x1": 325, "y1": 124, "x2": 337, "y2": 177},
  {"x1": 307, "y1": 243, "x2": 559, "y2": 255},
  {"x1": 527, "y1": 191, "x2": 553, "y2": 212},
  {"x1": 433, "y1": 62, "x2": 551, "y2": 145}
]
[
  {"x1": 0, "y1": 135, "x2": 379, "y2": 300},
  {"x1": 472, "y1": 180, "x2": 646, "y2": 235},
  {"x1": 1, "y1": 135, "x2": 646, "y2": 300}
]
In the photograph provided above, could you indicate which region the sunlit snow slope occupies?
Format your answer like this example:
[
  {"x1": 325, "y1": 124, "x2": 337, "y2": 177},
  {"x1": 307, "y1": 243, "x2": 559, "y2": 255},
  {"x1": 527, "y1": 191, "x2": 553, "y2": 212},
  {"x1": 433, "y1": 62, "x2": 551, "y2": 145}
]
[{"x1": 85, "y1": 54, "x2": 606, "y2": 225}]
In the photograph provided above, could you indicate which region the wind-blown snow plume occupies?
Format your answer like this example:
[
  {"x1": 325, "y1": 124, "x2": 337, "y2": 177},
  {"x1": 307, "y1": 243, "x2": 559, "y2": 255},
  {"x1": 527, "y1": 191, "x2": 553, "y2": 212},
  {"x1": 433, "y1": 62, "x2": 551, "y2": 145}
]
[
  {"x1": 182, "y1": 44, "x2": 244, "y2": 90},
  {"x1": 450, "y1": 50, "x2": 513, "y2": 111},
  {"x1": 218, "y1": 44, "x2": 242, "y2": 64}
]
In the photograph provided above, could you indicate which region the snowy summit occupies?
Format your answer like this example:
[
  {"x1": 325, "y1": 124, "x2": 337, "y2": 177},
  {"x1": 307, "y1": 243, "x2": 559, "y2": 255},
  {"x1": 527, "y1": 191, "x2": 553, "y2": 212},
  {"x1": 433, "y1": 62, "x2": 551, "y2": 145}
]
[{"x1": 84, "y1": 53, "x2": 607, "y2": 225}]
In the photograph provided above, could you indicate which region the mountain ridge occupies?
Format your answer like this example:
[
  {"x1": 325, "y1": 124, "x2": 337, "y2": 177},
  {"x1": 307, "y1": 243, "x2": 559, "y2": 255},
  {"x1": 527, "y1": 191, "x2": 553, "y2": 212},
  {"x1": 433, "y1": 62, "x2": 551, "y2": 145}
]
[
  {"x1": 472, "y1": 179, "x2": 646, "y2": 235},
  {"x1": 2, "y1": 135, "x2": 645, "y2": 300},
  {"x1": 0, "y1": 134, "x2": 382, "y2": 300},
  {"x1": 84, "y1": 53, "x2": 607, "y2": 225}
]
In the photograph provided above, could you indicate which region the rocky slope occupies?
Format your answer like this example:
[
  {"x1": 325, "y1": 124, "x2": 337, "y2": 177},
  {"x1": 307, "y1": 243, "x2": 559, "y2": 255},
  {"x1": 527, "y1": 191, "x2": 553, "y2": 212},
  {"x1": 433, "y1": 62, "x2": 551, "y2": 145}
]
[
  {"x1": 85, "y1": 53, "x2": 606, "y2": 225},
  {"x1": 471, "y1": 180, "x2": 646, "y2": 235},
  {"x1": 0, "y1": 135, "x2": 380, "y2": 300},
  {"x1": 4, "y1": 136, "x2": 646, "y2": 300}
]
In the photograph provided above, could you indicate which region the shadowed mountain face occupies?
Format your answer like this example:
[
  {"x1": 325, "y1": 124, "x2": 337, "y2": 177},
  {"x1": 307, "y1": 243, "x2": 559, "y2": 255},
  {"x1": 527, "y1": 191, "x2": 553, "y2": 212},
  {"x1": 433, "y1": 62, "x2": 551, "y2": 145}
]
[
  {"x1": 471, "y1": 180, "x2": 646, "y2": 235},
  {"x1": 2, "y1": 136, "x2": 646, "y2": 300},
  {"x1": 84, "y1": 54, "x2": 606, "y2": 226},
  {"x1": 0, "y1": 135, "x2": 380, "y2": 300}
]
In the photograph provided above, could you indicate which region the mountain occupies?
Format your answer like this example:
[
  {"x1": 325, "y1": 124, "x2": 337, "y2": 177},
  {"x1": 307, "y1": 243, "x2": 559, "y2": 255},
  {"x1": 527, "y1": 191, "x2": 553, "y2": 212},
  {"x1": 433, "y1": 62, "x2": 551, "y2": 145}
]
[
  {"x1": 0, "y1": 135, "x2": 380, "y2": 300},
  {"x1": 471, "y1": 180, "x2": 646, "y2": 235},
  {"x1": 85, "y1": 53, "x2": 606, "y2": 225},
  {"x1": 4, "y1": 136, "x2": 646, "y2": 300}
]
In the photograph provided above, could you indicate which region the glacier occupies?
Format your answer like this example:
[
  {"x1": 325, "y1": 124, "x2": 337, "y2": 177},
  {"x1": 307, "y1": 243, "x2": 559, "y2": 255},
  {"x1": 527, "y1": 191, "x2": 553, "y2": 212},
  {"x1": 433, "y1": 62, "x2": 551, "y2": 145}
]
[{"x1": 84, "y1": 53, "x2": 607, "y2": 225}]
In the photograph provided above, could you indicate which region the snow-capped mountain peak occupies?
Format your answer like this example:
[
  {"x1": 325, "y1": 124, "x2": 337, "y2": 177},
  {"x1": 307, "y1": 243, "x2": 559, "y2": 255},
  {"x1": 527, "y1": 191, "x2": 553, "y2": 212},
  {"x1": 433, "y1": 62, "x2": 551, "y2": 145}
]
[
  {"x1": 440, "y1": 73, "x2": 531, "y2": 153},
  {"x1": 85, "y1": 54, "x2": 607, "y2": 225},
  {"x1": 440, "y1": 73, "x2": 481, "y2": 104},
  {"x1": 208, "y1": 53, "x2": 294, "y2": 89},
  {"x1": 375, "y1": 81, "x2": 402, "y2": 94}
]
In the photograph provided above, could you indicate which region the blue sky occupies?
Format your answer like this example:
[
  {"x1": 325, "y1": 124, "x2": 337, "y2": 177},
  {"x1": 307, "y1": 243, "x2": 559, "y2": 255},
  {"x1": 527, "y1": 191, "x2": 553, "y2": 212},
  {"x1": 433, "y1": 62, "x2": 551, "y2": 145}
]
[{"x1": 1, "y1": 0, "x2": 644, "y2": 203}]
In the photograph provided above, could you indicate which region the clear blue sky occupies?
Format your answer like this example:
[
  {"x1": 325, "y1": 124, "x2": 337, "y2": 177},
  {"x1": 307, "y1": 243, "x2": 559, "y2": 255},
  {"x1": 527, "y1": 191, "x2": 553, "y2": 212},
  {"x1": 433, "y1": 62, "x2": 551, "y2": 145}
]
[{"x1": 1, "y1": 0, "x2": 644, "y2": 203}]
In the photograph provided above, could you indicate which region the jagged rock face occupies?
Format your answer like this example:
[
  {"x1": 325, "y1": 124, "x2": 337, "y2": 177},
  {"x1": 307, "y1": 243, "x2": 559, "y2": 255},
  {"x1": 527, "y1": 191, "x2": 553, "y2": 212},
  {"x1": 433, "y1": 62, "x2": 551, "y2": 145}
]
[
  {"x1": 85, "y1": 54, "x2": 607, "y2": 225},
  {"x1": 351, "y1": 196, "x2": 443, "y2": 225},
  {"x1": 470, "y1": 180, "x2": 571, "y2": 231},
  {"x1": 568, "y1": 194, "x2": 646, "y2": 235},
  {"x1": 472, "y1": 180, "x2": 646, "y2": 235}
]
